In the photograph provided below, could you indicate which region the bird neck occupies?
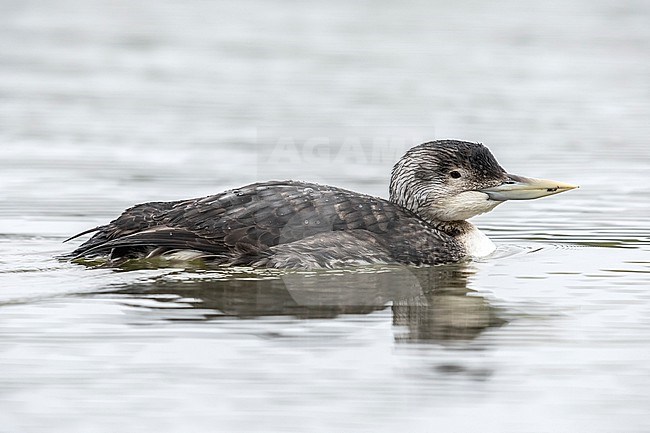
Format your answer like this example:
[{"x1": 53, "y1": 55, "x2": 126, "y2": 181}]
[
  {"x1": 429, "y1": 219, "x2": 496, "y2": 257},
  {"x1": 428, "y1": 220, "x2": 473, "y2": 238},
  {"x1": 389, "y1": 180, "x2": 471, "y2": 237}
]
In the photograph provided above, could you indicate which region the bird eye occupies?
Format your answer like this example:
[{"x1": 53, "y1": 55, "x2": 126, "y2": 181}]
[{"x1": 450, "y1": 170, "x2": 462, "y2": 179}]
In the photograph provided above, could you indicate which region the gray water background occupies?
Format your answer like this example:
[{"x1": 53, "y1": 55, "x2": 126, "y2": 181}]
[{"x1": 1, "y1": 0, "x2": 650, "y2": 432}]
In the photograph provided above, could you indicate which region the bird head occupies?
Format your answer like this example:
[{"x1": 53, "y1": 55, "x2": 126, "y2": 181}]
[{"x1": 389, "y1": 140, "x2": 577, "y2": 222}]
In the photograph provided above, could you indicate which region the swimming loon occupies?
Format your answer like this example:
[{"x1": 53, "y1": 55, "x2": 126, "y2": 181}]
[{"x1": 66, "y1": 140, "x2": 577, "y2": 268}]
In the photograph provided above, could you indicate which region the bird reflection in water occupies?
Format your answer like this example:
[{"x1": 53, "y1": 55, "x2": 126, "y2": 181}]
[{"x1": 99, "y1": 263, "x2": 504, "y2": 343}]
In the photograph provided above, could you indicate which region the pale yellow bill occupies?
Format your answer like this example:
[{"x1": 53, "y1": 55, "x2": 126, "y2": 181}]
[{"x1": 481, "y1": 174, "x2": 579, "y2": 201}]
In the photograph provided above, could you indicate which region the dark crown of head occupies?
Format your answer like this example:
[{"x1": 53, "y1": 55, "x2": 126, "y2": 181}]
[{"x1": 391, "y1": 140, "x2": 505, "y2": 183}]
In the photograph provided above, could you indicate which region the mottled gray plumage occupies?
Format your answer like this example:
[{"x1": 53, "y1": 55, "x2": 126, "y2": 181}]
[{"x1": 66, "y1": 140, "x2": 512, "y2": 268}]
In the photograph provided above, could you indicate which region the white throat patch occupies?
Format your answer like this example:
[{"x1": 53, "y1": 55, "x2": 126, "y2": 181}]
[
  {"x1": 431, "y1": 191, "x2": 502, "y2": 222},
  {"x1": 457, "y1": 223, "x2": 496, "y2": 258}
]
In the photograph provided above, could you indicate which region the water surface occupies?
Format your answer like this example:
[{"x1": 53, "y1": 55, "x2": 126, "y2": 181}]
[{"x1": 1, "y1": 0, "x2": 650, "y2": 432}]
